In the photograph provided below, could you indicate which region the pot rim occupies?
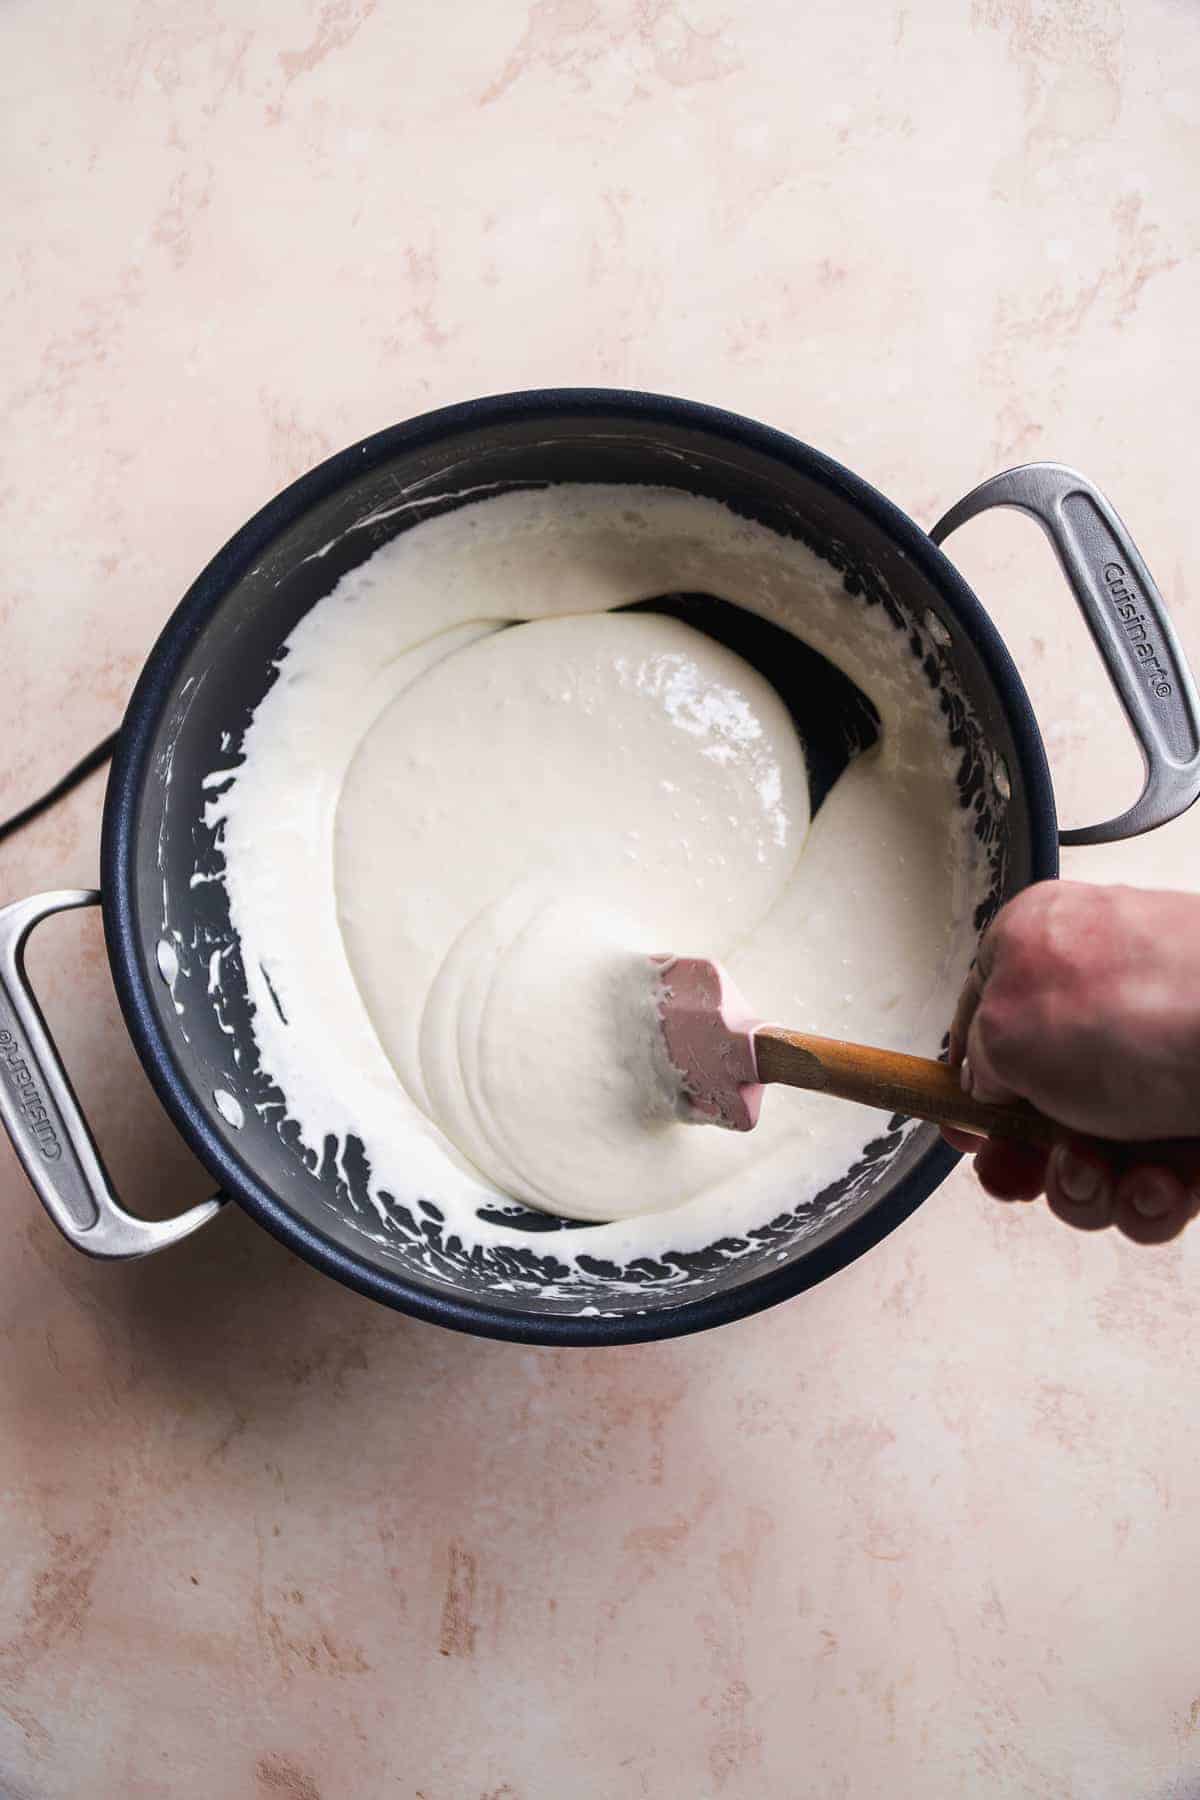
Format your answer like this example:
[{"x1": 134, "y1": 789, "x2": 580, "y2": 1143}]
[{"x1": 100, "y1": 386, "x2": 1058, "y2": 1345}]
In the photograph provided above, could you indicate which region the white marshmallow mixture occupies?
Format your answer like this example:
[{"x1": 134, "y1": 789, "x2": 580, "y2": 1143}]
[{"x1": 211, "y1": 486, "x2": 985, "y2": 1262}]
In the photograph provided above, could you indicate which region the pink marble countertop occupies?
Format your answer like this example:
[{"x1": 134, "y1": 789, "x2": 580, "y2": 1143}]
[{"x1": 3, "y1": 2, "x2": 1200, "y2": 1794}]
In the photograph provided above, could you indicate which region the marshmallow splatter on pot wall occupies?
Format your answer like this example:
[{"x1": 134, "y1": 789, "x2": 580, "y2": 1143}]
[{"x1": 199, "y1": 485, "x2": 988, "y2": 1273}]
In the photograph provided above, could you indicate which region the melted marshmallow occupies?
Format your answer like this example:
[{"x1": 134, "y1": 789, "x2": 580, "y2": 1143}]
[
  {"x1": 336, "y1": 610, "x2": 808, "y2": 1218},
  {"x1": 213, "y1": 486, "x2": 985, "y2": 1256}
]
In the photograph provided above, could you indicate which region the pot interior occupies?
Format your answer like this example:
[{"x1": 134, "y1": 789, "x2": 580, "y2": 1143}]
[{"x1": 117, "y1": 403, "x2": 1040, "y2": 1330}]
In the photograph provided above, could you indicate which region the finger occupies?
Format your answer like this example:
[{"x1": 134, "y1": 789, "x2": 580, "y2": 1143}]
[
  {"x1": 948, "y1": 963, "x2": 984, "y2": 1068},
  {"x1": 963, "y1": 1011, "x2": 1023, "y2": 1105},
  {"x1": 1045, "y1": 1140, "x2": 1114, "y2": 1232},
  {"x1": 1114, "y1": 1196, "x2": 1194, "y2": 1245},
  {"x1": 1138, "y1": 1143, "x2": 1200, "y2": 1195},
  {"x1": 941, "y1": 1125, "x2": 987, "y2": 1155},
  {"x1": 948, "y1": 921, "x2": 1001, "y2": 1067},
  {"x1": 974, "y1": 1138, "x2": 1050, "y2": 1201},
  {"x1": 1113, "y1": 1165, "x2": 1198, "y2": 1246}
]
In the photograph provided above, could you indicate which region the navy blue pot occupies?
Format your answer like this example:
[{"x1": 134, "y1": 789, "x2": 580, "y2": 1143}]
[{"x1": 5, "y1": 390, "x2": 1196, "y2": 1343}]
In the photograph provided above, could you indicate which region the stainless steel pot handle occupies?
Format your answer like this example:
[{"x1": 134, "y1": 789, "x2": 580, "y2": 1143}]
[
  {"x1": 931, "y1": 461, "x2": 1200, "y2": 846},
  {"x1": 0, "y1": 890, "x2": 223, "y2": 1258}
]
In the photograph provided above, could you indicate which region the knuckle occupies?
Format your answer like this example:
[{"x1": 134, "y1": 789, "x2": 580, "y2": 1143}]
[
  {"x1": 969, "y1": 998, "x2": 1028, "y2": 1083},
  {"x1": 992, "y1": 882, "x2": 1090, "y2": 996},
  {"x1": 989, "y1": 897, "x2": 1044, "y2": 974}
]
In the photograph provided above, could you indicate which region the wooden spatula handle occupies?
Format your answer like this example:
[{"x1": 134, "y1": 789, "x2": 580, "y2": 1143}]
[{"x1": 754, "y1": 1026, "x2": 1058, "y2": 1149}]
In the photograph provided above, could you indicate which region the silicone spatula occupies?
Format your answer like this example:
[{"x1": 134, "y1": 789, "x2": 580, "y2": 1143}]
[{"x1": 652, "y1": 955, "x2": 1056, "y2": 1147}]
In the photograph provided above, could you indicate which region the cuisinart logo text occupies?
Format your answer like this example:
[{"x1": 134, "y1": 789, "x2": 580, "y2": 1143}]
[
  {"x1": 0, "y1": 1027, "x2": 62, "y2": 1160},
  {"x1": 1104, "y1": 562, "x2": 1173, "y2": 700}
]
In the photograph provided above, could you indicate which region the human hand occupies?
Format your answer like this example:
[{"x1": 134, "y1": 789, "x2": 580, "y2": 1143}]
[{"x1": 945, "y1": 881, "x2": 1200, "y2": 1242}]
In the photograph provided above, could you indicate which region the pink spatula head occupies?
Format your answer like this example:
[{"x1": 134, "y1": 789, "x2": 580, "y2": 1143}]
[
  {"x1": 651, "y1": 955, "x2": 764, "y2": 1133},
  {"x1": 652, "y1": 955, "x2": 1063, "y2": 1151}
]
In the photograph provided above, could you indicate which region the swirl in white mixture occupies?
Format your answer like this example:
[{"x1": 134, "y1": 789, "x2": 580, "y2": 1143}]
[
  {"x1": 214, "y1": 485, "x2": 985, "y2": 1258},
  {"x1": 335, "y1": 610, "x2": 809, "y2": 1219}
]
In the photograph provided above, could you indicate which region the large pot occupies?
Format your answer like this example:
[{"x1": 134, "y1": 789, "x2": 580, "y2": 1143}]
[{"x1": 2, "y1": 390, "x2": 1197, "y2": 1344}]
